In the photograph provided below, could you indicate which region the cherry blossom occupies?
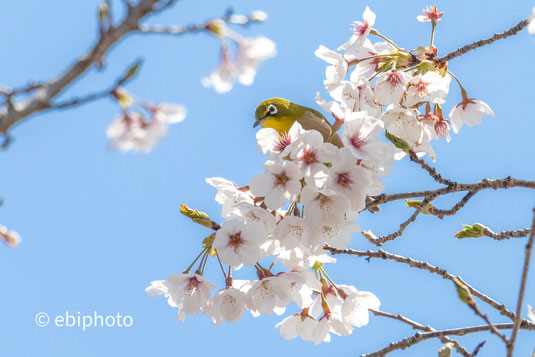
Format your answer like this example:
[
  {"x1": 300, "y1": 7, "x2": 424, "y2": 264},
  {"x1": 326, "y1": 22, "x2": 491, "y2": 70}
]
[
  {"x1": 256, "y1": 121, "x2": 305, "y2": 159},
  {"x1": 213, "y1": 218, "x2": 271, "y2": 267},
  {"x1": 326, "y1": 148, "x2": 371, "y2": 211},
  {"x1": 205, "y1": 280, "x2": 250, "y2": 325},
  {"x1": 339, "y1": 6, "x2": 376, "y2": 50},
  {"x1": 206, "y1": 177, "x2": 254, "y2": 217},
  {"x1": 528, "y1": 304, "x2": 535, "y2": 322},
  {"x1": 291, "y1": 130, "x2": 339, "y2": 187},
  {"x1": 300, "y1": 186, "x2": 351, "y2": 225},
  {"x1": 146, "y1": 273, "x2": 215, "y2": 321},
  {"x1": 249, "y1": 160, "x2": 303, "y2": 210},
  {"x1": 0, "y1": 225, "x2": 21, "y2": 247},
  {"x1": 276, "y1": 312, "x2": 318, "y2": 341},
  {"x1": 449, "y1": 98, "x2": 494, "y2": 133}
]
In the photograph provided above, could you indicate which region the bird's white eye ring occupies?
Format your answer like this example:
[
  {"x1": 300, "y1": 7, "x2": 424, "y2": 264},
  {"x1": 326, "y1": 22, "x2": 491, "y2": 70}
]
[{"x1": 267, "y1": 104, "x2": 277, "y2": 115}]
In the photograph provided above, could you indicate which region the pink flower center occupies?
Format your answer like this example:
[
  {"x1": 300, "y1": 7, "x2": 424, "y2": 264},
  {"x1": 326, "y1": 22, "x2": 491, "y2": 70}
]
[
  {"x1": 415, "y1": 80, "x2": 429, "y2": 96},
  {"x1": 301, "y1": 148, "x2": 318, "y2": 166},
  {"x1": 274, "y1": 133, "x2": 292, "y2": 152},
  {"x1": 351, "y1": 21, "x2": 369, "y2": 36},
  {"x1": 316, "y1": 193, "x2": 332, "y2": 209},
  {"x1": 387, "y1": 71, "x2": 401, "y2": 86},
  {"x1": 186, "y1": 277, "x2": 200, "y2": 294},
  {"x1": 420, "y1": 112, "x2": 438, "y2": 125},
  {"x1": 273, "y1": 171, "x2": 289, "y2": 188},
  {"x1": 228, "y1": 232, "x2": 243, "y2": 250},
  {"x1": 434, "y1": 120, "x2": 448, "y2": 138},
  {"x1": 349, "y1": 134, "x2": 366, "y2": 150},
  {"x1": 336, "y1": 172, "x2": 353, "y2": 189}
]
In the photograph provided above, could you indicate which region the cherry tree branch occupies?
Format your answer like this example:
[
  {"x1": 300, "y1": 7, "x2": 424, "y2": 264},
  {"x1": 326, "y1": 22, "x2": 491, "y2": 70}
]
[
  {"x1": 468, "y1": 302, "x2": 508, "y2": 344},
  {"x1": 507, "y1": 208, "x2": 535, "y2": 356},
  {"x1": 0, "y1": 0, "x2": 166, "y2": 136},
  {"x1": 430, "y1": 191, "x2": 476, "y2": 219},
  {"x1": 407, "y1": 150, "x2": 455, "y2": 186},
  {"x1": 371, "y1": 310, "x2": 471, "y2": 357},
  {"x1": 482, "y1": 227, "x2": 531, "y2": 241},
  {"x1": 437, "y1": 18, "x2": 530, "y2": 63},
  {"x1": 362, "y1": 322, "x2": 535, "y2": 357},
  {"x1": 0, "y1": 2, "x2": 265, "y2": 144},
  {"x1": 366, "y1": 177, "x2": 535, "y2": 211},
  {"x1": 324, "y1": 246, "x2": 519, "y2": 320},
  {"x1": 368, "y1": 198, "x2": 431, "y2": 246}
]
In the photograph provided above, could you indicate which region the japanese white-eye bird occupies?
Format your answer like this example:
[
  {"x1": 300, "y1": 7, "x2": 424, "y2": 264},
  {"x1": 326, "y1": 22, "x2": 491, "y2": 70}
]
[{"x1": 253, "y1": 98, "x2": 343, "y2": 148}]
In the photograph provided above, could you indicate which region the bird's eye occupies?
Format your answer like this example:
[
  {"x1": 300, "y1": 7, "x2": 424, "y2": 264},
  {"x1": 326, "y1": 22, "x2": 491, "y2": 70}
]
[{"x1": 267, "y1": 104, "x2": 278, "y2": 115}]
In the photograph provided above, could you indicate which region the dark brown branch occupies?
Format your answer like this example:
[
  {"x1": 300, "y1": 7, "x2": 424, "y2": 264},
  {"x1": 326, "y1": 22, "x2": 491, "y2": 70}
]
[
  {"x1": 508, "y1": 208, "x2": 535, "y2": 356},
  {"x1": 366, "y1": 177, "x2": 534, "y2": 211},
  {"x1": 362, "y1": 322, "x2": 535, "y2": 357},
  {"x1": 437, "y1": 18, "x2": 530, "y2": 63},
  {"x1": 368, "y1": 198, "x2": 431, "y2": 246},
  {"x1": 371, "y1": 310, "x2": 471, "y2": 357},
  {"x1": 324, "y1": 246, "x2": 518, "y2": 320}
]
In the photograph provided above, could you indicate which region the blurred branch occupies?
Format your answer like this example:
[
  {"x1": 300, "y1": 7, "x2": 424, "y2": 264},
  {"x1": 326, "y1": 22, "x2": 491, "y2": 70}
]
[
  {"x1": 0, "y1": 0, "x2": 170, "y2": 139},
  {"x1": 50, "y1": 59, "x2": 142, "y2": 109},
  {"x1": 324, "y1": 246, "x2": 521, "y2": 321},
  {"x1": 137, "y1": 9, "x2": 267, "y2": 36},
  {"x1": 508, "y1": 209, "x2": 535, "y2": 356},
  {"x1": 437, "y1": 18, "x2": 530, "y2": 63}
]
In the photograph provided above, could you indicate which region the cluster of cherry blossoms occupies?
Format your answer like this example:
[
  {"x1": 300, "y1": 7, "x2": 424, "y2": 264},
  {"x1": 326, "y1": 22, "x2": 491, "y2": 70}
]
[
  {"x1": 315, "y1": 5, "x2": 493, "y2": 162},
  {"x1": 147, "y1": 5, "x2": 496, "y2": 344},
  {"x1": 202, "y1": 11, "x2": 277, "y2": 93},
  {"x1": 106, "y1": 88, "x2": 187, "y2": 153}
]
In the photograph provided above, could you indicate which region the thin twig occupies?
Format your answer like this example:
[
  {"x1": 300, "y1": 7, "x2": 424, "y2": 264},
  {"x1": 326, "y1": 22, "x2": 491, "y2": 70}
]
[
  {"x1": 468, "y1": 303, "x2": 508, "y2": 344},
  {"x1": 508, "y1": 208, "x2": 535, "y2": 356},
  {"x1": 362, "y1": 322, "x2": 535, "y2": 357},
  {"x1": 366, "y1": 177, "x2": 534, "y2": 211},
  {"x1": 437, "y1": 18, "x2": 530, "y2": 63},
  {"x1": 431, "y1": 191, "x2": 477, "y2": 219},
  {"x1": 370, "y1": 309, "x2": 471, "y2": 357},
  {"x1": 137, "y1": 10, "x2": 265, "y2": 36},
  {"x1": 407, "y1": 150, "x2": 455, "y2": 186},
  {"x1": 324, "y1": 246, "x2": 519, "y2": 321},
  {"x1": 368, "y1": 198, "x2": 431, "y2": 246}
]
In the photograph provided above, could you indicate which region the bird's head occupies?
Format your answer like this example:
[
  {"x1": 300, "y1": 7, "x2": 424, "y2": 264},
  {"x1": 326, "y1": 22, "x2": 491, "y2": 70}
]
[{"x1": 253, "y1": 98, "x2": 294, "y2": 129}]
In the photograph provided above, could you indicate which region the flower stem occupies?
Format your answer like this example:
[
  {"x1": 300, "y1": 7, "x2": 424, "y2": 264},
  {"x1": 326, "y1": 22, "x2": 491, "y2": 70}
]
[
  {"x1": 183, "y1": 247, "x2": 208, "y2": 274},
  {"x1": 215, "y1": 252, "x2": 227, "y2": 278},
  {"x1": 371, "y1": 30, "x2": 401, "y2": 50},
  {"x1": 447, "y1": 70, "x2": 468, "y2": 100}
]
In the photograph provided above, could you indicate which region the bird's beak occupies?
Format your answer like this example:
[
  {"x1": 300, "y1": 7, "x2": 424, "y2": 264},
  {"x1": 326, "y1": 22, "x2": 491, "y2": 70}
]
[{"x1": 253, "y1": 116, "x2": 266, "y2": 128}]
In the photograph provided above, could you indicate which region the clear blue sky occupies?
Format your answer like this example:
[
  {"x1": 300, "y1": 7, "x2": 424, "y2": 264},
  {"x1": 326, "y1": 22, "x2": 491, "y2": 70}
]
[{"x1": 1, "y1": 0, "x2": 534, "y2": 356}]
